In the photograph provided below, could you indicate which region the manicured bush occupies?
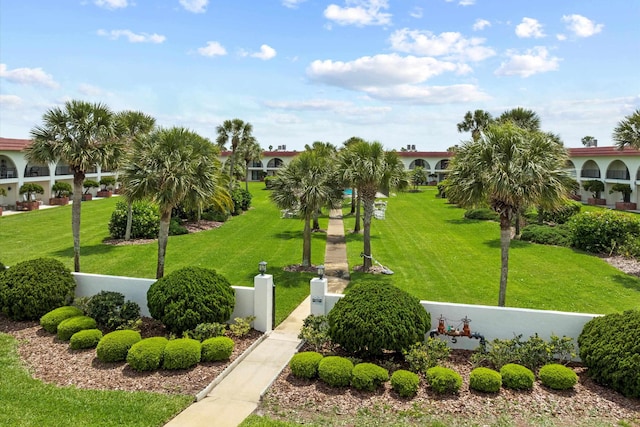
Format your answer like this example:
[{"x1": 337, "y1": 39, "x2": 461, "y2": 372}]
[
  {"x1": 403, "y1": 338, "x2": 451, "y2": 373},
  {"x1": 185, "y1": 322, "x2": 227, "y2": 341},
  {"x1": 86, "y1": 290, "x2": 140, "y2": 330},
  {"x1": 230, "y1": 188, "x2": 252, "y2": 215},
  {"x1": 169, "y1": 218, "x2": 188, "y2": 235},
  {"x1": 469, "y1": 367, "x2": 502, "y2": 393},
  {"x1": 147, "y1": 267, "x2": 235, "y2": 334},
  {"x1": 538, "y1": 364, "x2": 578, "y2": 390},
  {"x1": 500, "y1": 363, "x2": 535, "y2": 390},
  {"x1": 426, "y1": 366, "x2": 462, "y2": 394},
  {"x1": 96, "y1": 330, "x2": 142, "y2": 363},
  {"x1": 464, "y1": 208, "x2": 498, "y2": 221},
  {"x1": 568, "y1": 210, "x2": 640, "y2": 254},
  {"x1": 298, "y1": 315, "x2": 332, "y2": 352},
  {"x1": 201, "y1": 336, "x2": 234, "y2": 362},
  {"x1": 520, "y1": 224, "x2": 571, "y2": 247},
  {"x1": 351, "y1": 363, "x2": 389, "y2": 392},
  {"x1": 390, "y1": 369, "x2": 420, "y2": 398},
  {"x1": 539, "y1": 201, "x2": 581, "y2": 224},
  {"x1": 229, "y1": 316, "x2": 255, "y2": 337},
  {"x1": 578, "y1": 310, "x2": 640, "y2": 398},
  {"x1": 57, "y1": 316, "x2": 98, "y2": 341},
  {"x1": 108, "y1": 200, "x2": 160, "y2": 239},
  {"x1": 0, "y1": 258, "x2": 76, "y2": 320},
  {"x1": 328, "y1": 282, "x2": 430, "y2": 357},
  {"x1": 70, "y1": 329, "x2": 103, "y2": 350},
  {"x1": 126, "y1": 337, "x2": 169, "y2": 371},
  {"x1": 289, "y1": 351, "x2": 324, "y2": 379},
  {"x1": 162, "y1": 338, "x2": 201, "y2": 370},
  {"x1": 317, "y1": 356, "x2": 354, "y2": 388},
  {"x1": 40, "y1": 306, "x2": 84, "y2": 333}
]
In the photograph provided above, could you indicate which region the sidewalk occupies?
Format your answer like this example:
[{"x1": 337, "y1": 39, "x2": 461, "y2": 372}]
[{"x1": 164, "y1": 208, "x2": 349, "y2": 427}]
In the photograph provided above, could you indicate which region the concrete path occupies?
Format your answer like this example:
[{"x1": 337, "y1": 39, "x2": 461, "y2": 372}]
[{"x1": 164, "y1": 208, "x2": 349, "y2": 427}]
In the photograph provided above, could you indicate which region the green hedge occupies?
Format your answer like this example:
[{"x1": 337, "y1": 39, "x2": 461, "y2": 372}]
[
  {"x1": 201, "y1": 336, "x2": 234, "y2": 362},
  {"x1": 127, "y1": 337, "x2": 169, "y2": 371},
  {"x1": 70, "y1": 329, "x2": 103, "y2": 350},
  {"x1": 390, "y1": 369, "x2": 420, "y2": 398},
  {"x1": 538, "y1": 364, "x2": 578, "y2": 390},
  {"x1": 425, "y1": 366, "x2": 462, "y2": 394},
  {"x1": 500, "y1": 363, "x2": 534, "y2": 390},
  {"x1": 108, "y1": 200, "x2": 160, "y2": 239},
  {"x1": 469, "y1": 367, "x2": 501, "y2": 393},
  {"x1": 96, "y1": 330, "x2": 142, "y2": 363},
  {"x1": 57, "y1": 316, "x2": 98, "y2": 341},
  {"x1": 568, "y1": 210, "x2": 640, "y2": 254},
  {"x1": 162, "y1": 338, "x2": 201, "y2": 370},
  {"x1": 40, "y1": 306, "x2": 84, "y2": 333},
  {"x1": 317, "y1": 356, "x2": 353, "y2": 388},
  {"x1": 350, "y1": 363, "x2": 389, "y2": 392},
  {"x1": 289, "y1": 351, "x2": 324, "y2": 379}
]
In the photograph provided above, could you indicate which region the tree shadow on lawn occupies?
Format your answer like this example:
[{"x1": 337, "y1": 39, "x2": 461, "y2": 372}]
[
  {"x1": 272, "y1": 230, "x2": 329, "y2": 242},
  {"x1": 611, "y1": 274, "x2": 640, "y2": 293},
  {"x1": 51, "y1": 242, "x2": 119, "y2": 258},
  {"x1": 482, "y1": 239, "x2": 530, "y2": 250}
]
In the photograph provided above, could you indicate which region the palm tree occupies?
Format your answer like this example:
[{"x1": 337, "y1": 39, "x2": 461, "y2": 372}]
[
  {"x1": 446, "y1": 123, "x2": 570, "y2": 306},
  {"x1": 216, "y1": 119, "x2": 254, "y2": 191},
  {"x1": 236, "y1": 136, "x2": 262, "y2": 191},
  {"x1": 114, "y1": 110, "x2": 156, "y2": 241},
  {"x1": 305, "y1": 142, "x2": 338, "y2": 229},
  {"x1": 457, "y1": 110, "x2": 494, "y2": 141},
  {"x1": 613, "y1": 109, "x2": 640, "y2": 150},
  {"x1": 340, "y1": 136, "x2": 366, "y2": 224},
  {"x1": 122, "y1": 127, "x2": 221, "y2": 278},
  {"x1": 26, "y1": 100, "x2": 120, "y2": 272},
  {"x1": 270, "y1": 150, "x2": 342, "y2": 267},
  {"x1": 342, "y1": 140, "x2": 405, "y2": 271},
  {"x1": 497, "y1": 107, "x2": 541, "y2": 131}
]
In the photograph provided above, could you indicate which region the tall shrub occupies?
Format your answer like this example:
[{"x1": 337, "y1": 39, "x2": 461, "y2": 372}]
[
  {"x1": 108, "y1": 200, "x2": 159, "y2": 239},
  {"x1": 568, "y1": 210, "x2": 640, "y2": 254}
]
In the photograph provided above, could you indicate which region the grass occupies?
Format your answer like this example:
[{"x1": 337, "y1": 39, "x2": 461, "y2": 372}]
[
  {"x1": 343, "y1": 187, "x2": 640, "y2": 314},
  {"x1": 0, "y1": 182, "x2": 325, "y2": 324},
  {"x1": 0, "y1": 333, "x2": 192, "y2": 427}
]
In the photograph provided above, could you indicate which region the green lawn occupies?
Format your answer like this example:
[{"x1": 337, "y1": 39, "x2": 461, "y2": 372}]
[
  {"x1": 344, "y1": 187, "x2": 640, "y2": 314},
  {"x1": 0, "y1": 333, "x2": 192, "y2": 427}
]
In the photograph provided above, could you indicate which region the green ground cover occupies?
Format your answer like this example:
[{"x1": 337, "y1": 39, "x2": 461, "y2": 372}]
[
  {"x1": 0, "y1": 333, "x2": 192, "y2": 427},
  {"x1": 343, "y1": 187, "x2": 640, "y2": 314}
]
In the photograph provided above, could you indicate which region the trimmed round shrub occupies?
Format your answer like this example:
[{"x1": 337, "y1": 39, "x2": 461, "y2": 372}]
[
  {"x1": 538, "y1": 364, "x2": 578, "y2": 390},
  {"x1": 87, "y1": 290, "x2": 140, "y2": 329},
  {"x1": 127, "y1": 337, "x2": 169, "y2": 371},
  {"x1": 568, "y1": 210, "x2": 640, "y2": 254},
  {"x1": 96, "y1": 330, "x2": 142, "y2": 362},
  {"x1": 351, "y1": 362, "x2": 389, "y2": 392},
  {"x1": 578, "y1": 310, "x2": 640, "y2": 398},
  {"x1": 328, "y1": 282, "x2": 430, "y2": 357},
  {"x1": 464, "y1": 208, "x2": 498, "y2": 221},
  {"x1": 147, "y1": 267, "x2": 235, "y2": 334},
  {"x1": 289, "y1": 351, "x2": 324, "y2": 379},
  {"x1": 500, "y1": 363, "x2": 535, "y2": 390},
  {"x1": 469, "y1": 367, "x2": 502, "y2": 393},
  {"x1": 40, "y1": 306, "x2": 84, "y2": 333},
  {"x1": 70, "y1": 329, "x2": 103, "y2": 350},
  {"x1": 57, "y1": 316, "x2": 97, "y2": 341},
  {"x1": 317, "y1": 356, "x2": 354, "y2": 388},
  {"x1": 390, "y1": 369, "x2": 420, "y2": 398},
  {"x1": 162, "y1": 338, "x2": 202, "y2": 370},
  {"x1": 0, "y1": 258, "x2": 75, "y2": 320},
  {"x1": 201, "y1": 336, "x2": 235, "y2": 362},
  {"x1": 426, "y1": 366, "x2": 462, "y2": 394},
  {"x1": 109, "y1": 200, "x2": 160, "y2": 239},
  {"x1": 520, "y1": 224, "x2": 571, "y2": 247}
]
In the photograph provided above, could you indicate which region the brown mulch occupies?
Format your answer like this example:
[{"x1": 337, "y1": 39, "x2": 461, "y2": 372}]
[
  {"x1": 0, "y1": 315, "x2": 261, "y2": 396},
  {"x1": 103, "y1": 220, "x2": 224, "y2": 246}
]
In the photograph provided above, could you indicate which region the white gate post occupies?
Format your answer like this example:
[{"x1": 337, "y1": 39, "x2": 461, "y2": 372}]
[
  {"x1": 253, "y1": 273, "x2": 274, "y2": 332},
  {"x1": 310, "y1": 277, "x2": 328, "y2": 316}
]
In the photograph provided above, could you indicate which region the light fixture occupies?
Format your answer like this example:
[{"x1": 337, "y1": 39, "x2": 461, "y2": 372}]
[
  {"x1": 258, "y1": 261, "x2": 267, "y2": 275},
  {"x1": 317, "y1": 264, "x2": 325, "y2": 279}
]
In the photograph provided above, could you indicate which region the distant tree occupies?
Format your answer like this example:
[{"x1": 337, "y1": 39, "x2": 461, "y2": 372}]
[
  {"x1": 457, "y1": 110, "x2": 494, "y2": 141},
  {"x1": 613, "y1": 109, "x2": 640, "y2": 150},
  {"x1": 497, "y1": 107, "x2": 541, "y2": 132},
  {"x1": 216, "y1": 119, "x2": 254, "y2": 191},
  {"x1": 341, "y1": 136, "x2": 366, "y2": 223},
  {"x1": 411, "y1": 167, "x2": 427, "y2": 190},
  {"x1": 581, "y1": 135, "x2": 597, "y2": 147},
  {"x1": 447, "y1": 123, "x2": 570, "y2": 306},
  {"x1": 237, "y1": 137, "x2": 262, "y2": 191}
]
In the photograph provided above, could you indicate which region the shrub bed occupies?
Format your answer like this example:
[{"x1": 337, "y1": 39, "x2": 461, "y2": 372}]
[
  {"x1": 538, "y1": 364, "x2": 578, "y2": 390},
  {"x1": 464, "y1": 208, "x2": 498, "y2": 221},
  {"x1": 350, "y1": 363, "x2": 389, "y2": 392},
  {"x1": 500, "y1": 363, "x2": 535, "y2": 390},
  {"x1": 426, "y1": 366, "x2": 462, "y2": 394},
  {"x1": 127, "y1": 337, "x2": 169, "y2": 371},
  {"x1": 469, "y1": 367, "x2": 502, "y2": 393},
  {"x1": 317, "y1": 356, "x2": 353, "y2": 388},
  {"x1": 57, "y1": 316, "x2": 98, "y2": 341},
  {"x1": 390, "y1": 369, "x2": 420, "y2": 398},
  {"x1": 162, "y1": 338, "x2": 202, "y2": 370},
  {"x1": 289, "y1": 351, "x2": 324, "y2": 379},
  {"x1": 519, "y1": 224, "x2": 571, "y2": 247},
  {"x1": 69, "y1": 329, "x2": 103, "y2": 350},
  {"x1": 201, "y1": 336, "x2": 235, "y2": 362},
  {"x1": 96, "y1": 330, "x2": 142, "y2": 363},
  {"x1": 40, "y1": 306, "x2": 84, "y2": 333},
  {"x1": 87, "y1": 290, "x2": 140, "y2": 329},
  {"x1": 108, "y1": 200, "x2": 159, "y2": 239},
  {"x1": 568, "y1": 210, "x2": 640, "y2": 254}
]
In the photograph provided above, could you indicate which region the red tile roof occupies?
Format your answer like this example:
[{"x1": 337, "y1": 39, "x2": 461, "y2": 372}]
[
  {"x1": 0, "y1": 137, "x2": 32, "y2": 151},
  {"x1": 567, "y1": 146, "x2": 640, "y2": 157}
]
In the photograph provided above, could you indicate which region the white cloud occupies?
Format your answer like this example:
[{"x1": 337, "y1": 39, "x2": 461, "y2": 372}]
[
  {"x1": 197, "y1": 41, "x2": 227, "y2": 57},
  {"x1": 459, "y1": 0, "x2": 475, "y2": 5},
  {"x1": 78, "y1": 83, "x2": 104, "y2": 96},
  {"x1": 364, "y1": 83, "x2": 488, "y2": 103},
  {"x1": 0, "y1": 64, "x2": 59, "y2": 88},
  {"x1": 94, "y1": 0, "x2": 128, "y2": 10},
  {"x1": 324, "y1": 0, "x2": 391, "y2": 27},
  {"x1": 0, "y1": 94, "x2": 23, "y2": 108},
  {"x1": 265, "y1": 99, "x2": 352, "y2": 111},
  {"x1": 410, "y1": 7, "x2": 422, "y2": 18},
  {"x1": 251, "y1": 45, "x2": 277, "y2": 60},
  {"x1": 562, "y1": 14, "x2": 604, "y2": 38},
  {"x1": 389, "y1": 29, "x2": 495, "y2": 62},
  {"x1": 472, "y1": 19, "x2": 490, "y2": 31},
  {"x1": 97, "y1": 29, "x2": 166, "y2": 43},
  {"x1": 556, "y1": 34, "x2": 567, "y2": 41},
  {"x1": 495, "y1": 46, "x2": 560, "y2": 78},
  {"x1": 179, "y1": 0, "x2": 208, "y2": 13},
  {"x1": 515, "y1": 17, "x2": 545, "y2": 38},
  {"x1": 282, "y1": 0, "x2": 306, "y2": 8}
]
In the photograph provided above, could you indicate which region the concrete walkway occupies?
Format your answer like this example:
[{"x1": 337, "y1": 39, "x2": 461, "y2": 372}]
[{"x1": 164, "y1": 208, "x2": 349, "y2": 427}]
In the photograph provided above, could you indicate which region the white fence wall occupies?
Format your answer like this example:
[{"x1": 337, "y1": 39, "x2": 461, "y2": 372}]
[
  {"x1": 72, "y1": 272, "x2": 274, "y2": 332},
  {"x1": 311, "y1": 278, "x2": 600, "y2": 352}
]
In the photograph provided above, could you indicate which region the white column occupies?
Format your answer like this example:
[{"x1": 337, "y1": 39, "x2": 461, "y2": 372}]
[
  {"x1": 310, "y1": 277, "x2": 328, "y2": 316},
  {"x1": 253, "y1": 274, "x2": 274, "y2": 332}
]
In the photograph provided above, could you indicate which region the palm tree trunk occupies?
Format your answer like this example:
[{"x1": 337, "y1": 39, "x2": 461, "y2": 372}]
[
  {"x1": 361, "y1": 187, "x2": 376, "y2": 271},
  {"x1": 71, "y1": 172, "x2": 85, "y2": 272},
  {"x1": 498, "y1": 215, "x2": 511, "y2": 307},
  {"x1": 228, "y1": 151, "x2": 236, "y2": 191},
  {"x1": 350, "y1": 188, "x2": 356, "y2": 214},
  {"x1": 515, "y1": 213, "x2": 521, "y2": 237},
  {"x1": 354, "y1": 194, "x2": 361, "y2": 233},
  {"x1": 156, "y1": 210, "x2": 171, "y2": 279},
  {"x1": 313, "y1": 210, "x2": 320, "y2": 231},
  {"x1": 125, "y1": 200, "x2": 133, "y2": 240},
  {"x1": 245, "y1": 161, "x2": 250, "y2": 192},
  {"x1": 302, "y1": 214, "x2": 312, "y2": 267}
]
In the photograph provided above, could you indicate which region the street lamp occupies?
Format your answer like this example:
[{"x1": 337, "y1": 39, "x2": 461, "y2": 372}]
[
  {"x1": 317, "y1": 264, "x2": 325, "y2": 279},
  {"x1": 258, "y1": 261, "x2": 267, "y2": 275}
]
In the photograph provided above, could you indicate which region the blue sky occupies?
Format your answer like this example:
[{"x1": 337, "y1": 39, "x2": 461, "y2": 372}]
[{"x1": 1, "y1": 0, "x2": 638, "y2": 151}]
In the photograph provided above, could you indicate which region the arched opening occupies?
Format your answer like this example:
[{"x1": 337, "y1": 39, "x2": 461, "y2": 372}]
[
  {"x1": 409, "y1": 159, "x2": 430, "y2": 170},
  {"x1": 435, "y1": 159, "x2": 449, "y2": 170},
  {"x1": 564, "y1": 160, "x2": 577, "y2": 178},
  {"x1": 606, "y1": 160, "x2": 630, "y2": 180},
  {"x1": 0, "y1": 156, "x2": 18, "y2": 179},
  {"x1": 267, "y1": 158, "x2": 284, "y2": 168},
  {"x1": 24, "y1": 162, "x2": 50, "y2": 177},
  {"x1": 580, "y1": 160, "x2": 600, "y2": 178}
]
